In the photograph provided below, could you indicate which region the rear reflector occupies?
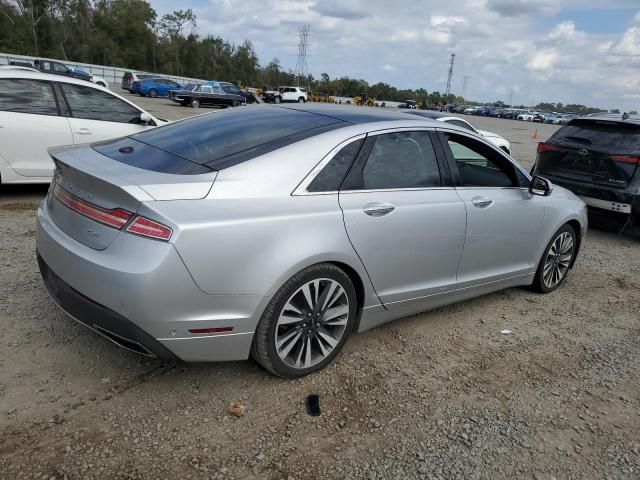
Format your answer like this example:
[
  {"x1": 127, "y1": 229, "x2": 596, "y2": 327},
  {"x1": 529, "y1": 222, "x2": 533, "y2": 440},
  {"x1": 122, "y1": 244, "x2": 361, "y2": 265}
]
[
  {"x1": 53, "y1": 183, "x2": 132, "y2": 229},
  {"x1": 188, "y1": 327, "x2": 234, "y2": 334},
  {"x1": 125, "y1": 216, "x2": 173, "y2": 241},
  {"x1": 610, "y1": 155, "x2": 640, "y2": 165},
  {"x1": 537, "y1": 142, "x2": 561, "y2": 154}
]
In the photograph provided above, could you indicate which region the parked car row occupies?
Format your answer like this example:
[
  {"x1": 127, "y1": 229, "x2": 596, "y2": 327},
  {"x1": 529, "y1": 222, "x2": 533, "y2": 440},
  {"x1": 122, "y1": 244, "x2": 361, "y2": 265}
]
[
  {"x1": 444, "y1": 104, "x2": 578, "y2": 125},
  {"x1": 119, "y1": 71, "x2": 259, "y2": 107},
  {"x1": 5, "y1": 60, "x2": 109, "y2": 88}
]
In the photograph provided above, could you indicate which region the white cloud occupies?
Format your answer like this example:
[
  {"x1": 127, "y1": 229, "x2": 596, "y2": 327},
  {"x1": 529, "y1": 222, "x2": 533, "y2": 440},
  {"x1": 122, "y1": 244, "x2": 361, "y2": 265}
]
[
  {"x1": 382, "y1": 64, "x2": 396, "y2": 72},
  {"x1": 611, "y1": 27, "x2": 640, "y2": 56},
  {"x1": 526, "y1": 48, "x2": 558, "y2": 71}
]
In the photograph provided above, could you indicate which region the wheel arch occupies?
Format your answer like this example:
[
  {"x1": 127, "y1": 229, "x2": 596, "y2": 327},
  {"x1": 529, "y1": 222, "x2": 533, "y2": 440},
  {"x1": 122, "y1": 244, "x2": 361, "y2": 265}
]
[
  {"x1": 327, "y1": 260, "x2": 366, "y2": 331},
  {"x1": 565, "y1": 219, "x2": 583, "y2": 268}
]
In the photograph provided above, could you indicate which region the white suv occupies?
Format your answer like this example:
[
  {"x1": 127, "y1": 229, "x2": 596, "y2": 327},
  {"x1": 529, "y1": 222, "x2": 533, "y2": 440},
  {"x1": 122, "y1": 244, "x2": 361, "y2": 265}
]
[{"x1": 279, "y1": 86, "x2": 307, "y2": 103}]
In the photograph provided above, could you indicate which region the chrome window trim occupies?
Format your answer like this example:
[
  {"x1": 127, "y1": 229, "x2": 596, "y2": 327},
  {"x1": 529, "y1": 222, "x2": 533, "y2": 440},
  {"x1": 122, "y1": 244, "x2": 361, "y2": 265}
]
[{"x1": 435, "y1": 126, "x2": 532, "y2": 182}]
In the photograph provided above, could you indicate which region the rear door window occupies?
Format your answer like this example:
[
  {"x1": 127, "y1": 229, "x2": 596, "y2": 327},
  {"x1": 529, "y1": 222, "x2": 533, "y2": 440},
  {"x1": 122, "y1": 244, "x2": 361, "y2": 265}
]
[
  {"x1": 0, "y1": 79, "x2": 58, "y2": 115},
  {"x1": 343, "y1": 131, "x2": 442, "y2": 190},
  {"x1": 60, "y1": 83, "x2": 141, "y2": 123}
]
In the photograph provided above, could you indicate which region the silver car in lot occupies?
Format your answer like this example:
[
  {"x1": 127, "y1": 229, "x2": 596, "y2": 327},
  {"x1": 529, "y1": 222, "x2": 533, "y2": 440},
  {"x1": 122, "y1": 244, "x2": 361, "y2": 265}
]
[{"x1": 36, "y1": 105, "x2": 588, "y2": 377}]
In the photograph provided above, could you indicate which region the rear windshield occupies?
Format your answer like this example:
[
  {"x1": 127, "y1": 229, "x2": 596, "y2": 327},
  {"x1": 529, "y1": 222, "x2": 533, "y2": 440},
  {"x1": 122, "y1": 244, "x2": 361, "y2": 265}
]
[
  {"x1": 116, "y1": 107, "x2": 347, "y2": 171},
  {"x1": 550, "y1": 120, "x2": 640, "y2": 154}
]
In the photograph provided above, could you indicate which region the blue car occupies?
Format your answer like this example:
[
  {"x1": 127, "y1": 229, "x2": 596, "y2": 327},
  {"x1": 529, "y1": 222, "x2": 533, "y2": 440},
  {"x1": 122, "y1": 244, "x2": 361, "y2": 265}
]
[{"x1": 135, "y1": 78, "x2": 182, "y2": 98}]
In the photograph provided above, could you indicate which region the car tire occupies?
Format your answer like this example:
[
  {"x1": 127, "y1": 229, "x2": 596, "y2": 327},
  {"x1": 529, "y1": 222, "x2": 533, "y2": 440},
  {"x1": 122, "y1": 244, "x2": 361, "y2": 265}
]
[
  {"x1": 190, "y1": 98, "x2": 200, "y2": 108},
  {"x1": 298, "y1": 97, "x2": 305, "y2": 103},
  {"x1": 531, "y1": 224, "x2": 577, "y2": 294},
  {"x1": 232, "y1": 101, "x2": 241, "y2": 107},
  {"x1": 274, "y1": 96, "x2": 281, "y2": 104},
  {"x1": 96, "y1": 82, "x2": 106, "y2": 87},
  {"x1": 148, "y1": 89, "x2": 158, "y2": 98},
  {"x1": 251, "y1": 263, "x2": 357, "y2": 378}
]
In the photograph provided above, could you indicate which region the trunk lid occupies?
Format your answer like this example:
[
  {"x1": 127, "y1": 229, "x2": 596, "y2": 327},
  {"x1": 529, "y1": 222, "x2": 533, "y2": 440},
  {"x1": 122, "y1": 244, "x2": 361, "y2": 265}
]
[
  {"x1": 47, "y1": 144, "x2": 216, "y2": 250},
  {"x1": 536, "y1": 119, "x2": 640, "y2": 189}
]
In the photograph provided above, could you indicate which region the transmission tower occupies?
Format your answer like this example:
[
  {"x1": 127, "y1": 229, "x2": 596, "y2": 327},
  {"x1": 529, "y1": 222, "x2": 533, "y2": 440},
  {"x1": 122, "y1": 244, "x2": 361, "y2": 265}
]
[
  {"x1": 444, "y1": 53, "x2": 455, "y2": 102},
  {"x1": 294, "y1": 25, "x2": 311, "y2": 90},
  {"x1": 461, "y1": 75, "x2": 470, "y2": 101}
]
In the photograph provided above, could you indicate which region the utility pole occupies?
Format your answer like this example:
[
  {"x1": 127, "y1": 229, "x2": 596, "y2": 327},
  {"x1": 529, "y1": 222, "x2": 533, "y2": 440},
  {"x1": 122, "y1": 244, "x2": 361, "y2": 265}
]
[
  {"x1": 294, "y1": 25, "x2": 311, "y2": 91},
  {"x1": 509, "y1": 88, "x2": 514, "y2": 107},
  {"x1": 461, "y1": 75, "x2": 469, "y2": 102},
  {"x1": 444, "y1": 53, "x2": 455, "y2": 103}
]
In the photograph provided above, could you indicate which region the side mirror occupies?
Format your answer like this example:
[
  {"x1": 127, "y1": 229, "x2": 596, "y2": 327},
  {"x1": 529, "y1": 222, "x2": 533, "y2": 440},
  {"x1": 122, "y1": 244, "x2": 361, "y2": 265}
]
[
  {"x1": 139, "y1": 112, "x2": 152, "y2": 125},
  {"x1": 529, "y1": 175, "x2": 553, "y2": 196}
]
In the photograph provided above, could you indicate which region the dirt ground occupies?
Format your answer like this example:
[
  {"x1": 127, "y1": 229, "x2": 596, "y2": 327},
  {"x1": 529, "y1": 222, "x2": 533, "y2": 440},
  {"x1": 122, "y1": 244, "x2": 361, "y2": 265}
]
[{"x1": 1, "y1": 102, "x2": 639, "y2": 480}]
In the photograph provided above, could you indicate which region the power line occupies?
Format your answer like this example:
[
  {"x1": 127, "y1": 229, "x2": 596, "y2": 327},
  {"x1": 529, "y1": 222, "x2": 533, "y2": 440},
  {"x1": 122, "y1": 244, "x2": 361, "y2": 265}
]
[
  {"x1": 444, "y1": 53, "x2": 455, "y2": 102},
  {"x1": 294, "y1": 25, "x2": 311, "y2": 91}
]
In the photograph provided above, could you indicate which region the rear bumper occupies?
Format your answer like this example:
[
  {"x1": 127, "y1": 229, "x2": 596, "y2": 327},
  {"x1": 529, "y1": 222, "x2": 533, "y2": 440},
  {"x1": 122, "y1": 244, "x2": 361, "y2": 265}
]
[
  {"x1": 38, "y1": 254, "x2": 178, "y2": 360},
  {"x1": 539, "y1": 173, "x2": 639, "y2": 220},
  {"x1": 36, "y1": 202, "x2": 263, "y2": 362}
]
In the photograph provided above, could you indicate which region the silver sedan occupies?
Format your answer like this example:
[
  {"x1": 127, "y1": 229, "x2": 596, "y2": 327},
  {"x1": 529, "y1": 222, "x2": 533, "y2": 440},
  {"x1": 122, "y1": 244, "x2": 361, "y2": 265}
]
[{"x1": 36, "y1": 105, "x2": 588, "y2": 377}]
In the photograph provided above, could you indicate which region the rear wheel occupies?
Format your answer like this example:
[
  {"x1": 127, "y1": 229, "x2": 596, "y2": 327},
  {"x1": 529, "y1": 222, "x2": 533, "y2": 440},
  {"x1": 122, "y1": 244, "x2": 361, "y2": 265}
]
[
  {"x1": 532, "y1": 224, "x2": 577, "y2": 293},
  {"x1": 148, "y1": 89, "x2": 158, "y2": 98},
  {"x1": 251, "y1": 263, "x2": 357, "y2": 378},
  {"x1": 298, "y1": 97, "x2": 305, "y2": 103},
  {"x1": 232, "y1": 100, "x2": 241, "y2": 107},
  {"x1": 190, "y1": 98, "x2": 200, "y2": 108}
]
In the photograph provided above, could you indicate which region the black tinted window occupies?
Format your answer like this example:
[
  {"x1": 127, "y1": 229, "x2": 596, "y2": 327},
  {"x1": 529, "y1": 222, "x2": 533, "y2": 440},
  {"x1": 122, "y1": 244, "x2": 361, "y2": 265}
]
[
  {"x1": 445, "y1": 133, "x2": 519, "y2": 187},
  {"x1": 61, "y1": 83, "x2": 141, "y2": 123},
  {"x1": 128, "y1": 107, "x2": 347, "y2": 170},
  {"x1": 550, "y1": 120, "x2": 640, "y2": 154},
  {"x1": 307, "y1": 139, "x2": 363, "y2": 192},
  {"x1": 0, "y1": 79, "x2": 58, "y2": 115},
  {"x1": 354, "y1": 132, "x2": 441, "y2": 190}
]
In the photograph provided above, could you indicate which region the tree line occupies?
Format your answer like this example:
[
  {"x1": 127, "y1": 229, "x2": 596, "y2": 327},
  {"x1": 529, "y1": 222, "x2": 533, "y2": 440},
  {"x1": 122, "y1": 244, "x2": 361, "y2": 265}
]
[{"x1": 0, "y1": 0, "x2": 611, "y2": 110}]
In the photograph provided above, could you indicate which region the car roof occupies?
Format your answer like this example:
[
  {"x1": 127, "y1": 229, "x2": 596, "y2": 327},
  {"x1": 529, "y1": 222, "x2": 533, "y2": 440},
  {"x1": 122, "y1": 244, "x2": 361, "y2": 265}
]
[
  {"x1": 276, "y1": 103, "x2": 440, "y2": 125},
  {"x1": 402, "y1": 110, "x2": 447, "y2": 120},
  {"x1": 0, "y1": 69, "x2": 96, "y2": 86},
  {"x1": 569, "y1": 115, "x2": 640, "y2": 126}
]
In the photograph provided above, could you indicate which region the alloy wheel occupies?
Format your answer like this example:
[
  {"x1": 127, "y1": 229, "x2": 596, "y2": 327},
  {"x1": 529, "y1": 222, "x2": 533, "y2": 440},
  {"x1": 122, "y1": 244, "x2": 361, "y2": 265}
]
[
  {"x1": 274, "y1": 278, "x2": 349, "y2": 369},
  {"x1": 543, "y1": 232, "x2": 574, "y2": 288}
]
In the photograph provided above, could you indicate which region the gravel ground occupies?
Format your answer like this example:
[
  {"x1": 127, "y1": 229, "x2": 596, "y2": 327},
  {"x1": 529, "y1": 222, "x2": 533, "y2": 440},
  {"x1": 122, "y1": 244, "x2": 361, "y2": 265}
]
[{"x1": 1, "y1": 101, "x2": 639, "y2": 480}]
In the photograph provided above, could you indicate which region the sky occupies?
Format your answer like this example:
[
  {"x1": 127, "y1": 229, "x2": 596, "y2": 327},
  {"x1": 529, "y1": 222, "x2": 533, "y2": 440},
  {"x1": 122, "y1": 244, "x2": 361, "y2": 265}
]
[{"x1": 149, "y1": 0, "x2": 640, "y2": 110}]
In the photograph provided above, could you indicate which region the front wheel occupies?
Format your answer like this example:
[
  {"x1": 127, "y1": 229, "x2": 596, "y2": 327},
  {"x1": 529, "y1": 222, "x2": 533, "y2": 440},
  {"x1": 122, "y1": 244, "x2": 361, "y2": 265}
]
[
  {"x1": 532, "y1": 224, "x2": 577, "y2": 293},
  {"x1": 251, "y1": 263, "x2": 357, "y2": 378},
  {"x1": 274, "y1": 96, "x2": 281, "y2": 104}
]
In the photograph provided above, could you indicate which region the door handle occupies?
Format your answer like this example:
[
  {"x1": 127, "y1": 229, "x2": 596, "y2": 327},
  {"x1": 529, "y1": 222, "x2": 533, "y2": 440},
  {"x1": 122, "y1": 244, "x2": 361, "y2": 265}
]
[
  {"x1": 471, "y1": 197, "x2": 494, "y2": 208},
  {"x1": 75, "y1": 128, "x2": 92, "y2": 135},
  {"x1": 363, "y1": 202, "x2": 396, "y2": 217}
]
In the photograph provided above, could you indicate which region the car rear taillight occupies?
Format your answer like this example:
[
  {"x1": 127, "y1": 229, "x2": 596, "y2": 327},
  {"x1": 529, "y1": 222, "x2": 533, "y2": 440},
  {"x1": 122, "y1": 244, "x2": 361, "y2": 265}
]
[
  {"x1": 53, "y1": 183, "x2": 132, "y2": 229},
  {"x1": 610, "y1": 155, "x2": 640, "y2": 165},
  {"x1": 125, "y1": 216, "x2": 173, "y2": 241},
  {"x1": 537, "y1": 142, "x2": 561, "y2": 154}
]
